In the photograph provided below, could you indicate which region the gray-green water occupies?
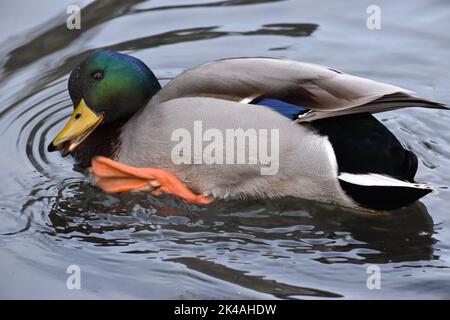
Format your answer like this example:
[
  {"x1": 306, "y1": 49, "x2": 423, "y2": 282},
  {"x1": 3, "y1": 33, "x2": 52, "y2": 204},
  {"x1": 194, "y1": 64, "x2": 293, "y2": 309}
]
[{"x1": 0, "y1": 0, "x2": 449, "y2": 299}]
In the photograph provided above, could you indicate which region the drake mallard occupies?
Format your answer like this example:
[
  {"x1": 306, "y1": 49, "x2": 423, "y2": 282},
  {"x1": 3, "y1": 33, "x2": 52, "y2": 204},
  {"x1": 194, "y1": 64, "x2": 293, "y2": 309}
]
[{"x1": 48, "y1": 51, "x2": 446, "y2": 210}]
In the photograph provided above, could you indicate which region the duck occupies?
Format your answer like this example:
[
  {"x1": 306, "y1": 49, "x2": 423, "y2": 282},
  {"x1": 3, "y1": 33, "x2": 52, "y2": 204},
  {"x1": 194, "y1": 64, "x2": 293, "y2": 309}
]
[{"x1": 47, "y1": 50, "x2": 446, "y2": 211}]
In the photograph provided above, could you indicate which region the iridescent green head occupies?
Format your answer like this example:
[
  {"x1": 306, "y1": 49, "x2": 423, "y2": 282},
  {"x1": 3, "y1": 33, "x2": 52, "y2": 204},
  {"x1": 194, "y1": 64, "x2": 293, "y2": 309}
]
[
  {"x1": 69, "y1": 50, "x2": 161, "y2": 122},
  {"x1": 48, "y1": 50, "x2": 161, "y2": 153}
]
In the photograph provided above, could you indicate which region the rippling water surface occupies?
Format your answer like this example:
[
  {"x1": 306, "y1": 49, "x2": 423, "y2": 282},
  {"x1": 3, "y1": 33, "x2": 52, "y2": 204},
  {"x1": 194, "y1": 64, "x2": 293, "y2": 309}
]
[{"x1": 1, "y1": 0, "x2": 449, "y2": 299}]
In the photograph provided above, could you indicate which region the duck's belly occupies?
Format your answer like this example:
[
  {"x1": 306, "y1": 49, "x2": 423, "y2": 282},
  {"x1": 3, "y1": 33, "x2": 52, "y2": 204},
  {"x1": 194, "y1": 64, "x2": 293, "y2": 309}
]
[{"x1": 118, "y1": 97, "x2": 355, "y2": 207}]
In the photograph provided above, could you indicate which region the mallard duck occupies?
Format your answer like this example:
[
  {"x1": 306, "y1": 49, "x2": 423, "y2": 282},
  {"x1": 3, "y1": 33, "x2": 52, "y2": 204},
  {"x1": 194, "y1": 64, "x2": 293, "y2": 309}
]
[{"x1": 48, "y1": 51, "x2": 446, "y2": 210}]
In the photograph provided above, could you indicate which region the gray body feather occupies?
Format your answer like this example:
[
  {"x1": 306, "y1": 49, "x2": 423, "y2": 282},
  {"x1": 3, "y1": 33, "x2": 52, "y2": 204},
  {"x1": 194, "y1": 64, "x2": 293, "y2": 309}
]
[
  {"x1": 115, "y1": 58, "x2": 443, "y2": 208},
  {"x1": 119, "y1": 97, "x2": 355, "y2": 207}
]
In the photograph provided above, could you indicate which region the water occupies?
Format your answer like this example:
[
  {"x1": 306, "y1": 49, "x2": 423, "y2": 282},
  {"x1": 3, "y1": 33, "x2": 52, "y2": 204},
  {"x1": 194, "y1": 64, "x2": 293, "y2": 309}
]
[{"x1": 1, "y1": 0, "x2": 449, "y2": 299}]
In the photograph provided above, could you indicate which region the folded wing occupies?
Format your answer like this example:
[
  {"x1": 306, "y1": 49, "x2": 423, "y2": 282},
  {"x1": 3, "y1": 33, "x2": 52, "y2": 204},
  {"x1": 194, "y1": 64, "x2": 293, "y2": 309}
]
[{"x1": 154, "y1": 57, "x2": 446, "y2": 122}]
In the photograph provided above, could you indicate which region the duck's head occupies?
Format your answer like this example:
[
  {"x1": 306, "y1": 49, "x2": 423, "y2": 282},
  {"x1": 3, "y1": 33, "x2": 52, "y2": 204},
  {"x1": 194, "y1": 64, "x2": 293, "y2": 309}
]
[{"x1": 48, "y1": 50, "x2": 161, "y2": 154}]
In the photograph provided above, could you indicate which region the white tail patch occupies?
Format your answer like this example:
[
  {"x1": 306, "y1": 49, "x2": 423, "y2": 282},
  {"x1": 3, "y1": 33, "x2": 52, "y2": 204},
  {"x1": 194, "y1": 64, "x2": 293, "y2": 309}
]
[{"x1": 338, "y1": 173, "x2": 434, "y2": 190}]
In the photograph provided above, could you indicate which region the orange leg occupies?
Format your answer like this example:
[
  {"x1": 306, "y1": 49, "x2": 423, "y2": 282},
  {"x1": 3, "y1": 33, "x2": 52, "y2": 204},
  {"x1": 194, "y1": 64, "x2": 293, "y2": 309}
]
[{"x1": 91, "y1": 156, "x2": 213, "y2": 205}]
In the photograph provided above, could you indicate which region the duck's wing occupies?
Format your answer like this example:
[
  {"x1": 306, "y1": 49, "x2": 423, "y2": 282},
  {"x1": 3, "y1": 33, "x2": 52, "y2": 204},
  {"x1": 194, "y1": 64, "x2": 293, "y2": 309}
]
[{"x1": 154, "y1": 58, "x2": 446, "y2": 122}]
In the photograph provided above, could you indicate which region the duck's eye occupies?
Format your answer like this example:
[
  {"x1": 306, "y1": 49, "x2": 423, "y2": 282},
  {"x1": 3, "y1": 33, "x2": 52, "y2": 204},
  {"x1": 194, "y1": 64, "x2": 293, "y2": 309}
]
[{"x1": 92, "y1": 71, "x2": 104, "y2": 81}]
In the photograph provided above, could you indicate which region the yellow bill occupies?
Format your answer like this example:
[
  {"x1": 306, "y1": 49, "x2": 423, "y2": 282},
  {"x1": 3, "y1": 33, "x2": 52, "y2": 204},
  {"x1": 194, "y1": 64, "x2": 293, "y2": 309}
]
[{"x1": 48, "y1": 99, "x2": 103, "y2": 153}]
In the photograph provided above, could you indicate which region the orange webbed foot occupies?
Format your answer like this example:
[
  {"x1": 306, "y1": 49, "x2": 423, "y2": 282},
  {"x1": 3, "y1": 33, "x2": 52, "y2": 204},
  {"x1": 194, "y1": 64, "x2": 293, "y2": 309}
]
[{"x1": 91, "y1": 156, "x2": 213, "y2": 205}]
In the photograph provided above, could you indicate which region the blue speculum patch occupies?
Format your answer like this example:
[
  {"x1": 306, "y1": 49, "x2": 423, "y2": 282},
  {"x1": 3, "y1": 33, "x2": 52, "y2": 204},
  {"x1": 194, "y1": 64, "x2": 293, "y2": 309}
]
[{"x1": 254, "y1": 98, "x2": 309, "y2": 119}]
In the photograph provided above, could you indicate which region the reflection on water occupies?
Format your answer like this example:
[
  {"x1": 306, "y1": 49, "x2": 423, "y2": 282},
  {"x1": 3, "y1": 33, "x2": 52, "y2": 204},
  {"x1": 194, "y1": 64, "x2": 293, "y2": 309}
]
[
  {"x1": 0, "y1": 0, "x2": 450, "y2": 299},
  {"x1": 23, "y1": 178, "x2": 436, "y2": 258}
]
